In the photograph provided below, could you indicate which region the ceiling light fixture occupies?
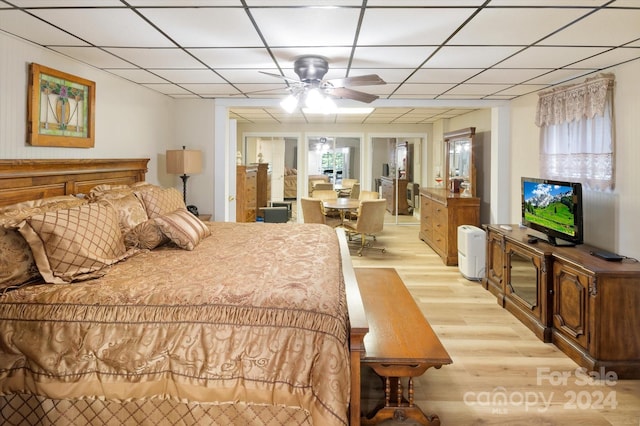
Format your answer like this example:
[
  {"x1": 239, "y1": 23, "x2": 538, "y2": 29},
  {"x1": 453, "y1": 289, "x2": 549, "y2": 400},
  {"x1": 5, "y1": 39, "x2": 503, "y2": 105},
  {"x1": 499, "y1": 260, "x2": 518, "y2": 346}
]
[{"x1": 280, "y1": 87, "x2": 338, "y2": 115}]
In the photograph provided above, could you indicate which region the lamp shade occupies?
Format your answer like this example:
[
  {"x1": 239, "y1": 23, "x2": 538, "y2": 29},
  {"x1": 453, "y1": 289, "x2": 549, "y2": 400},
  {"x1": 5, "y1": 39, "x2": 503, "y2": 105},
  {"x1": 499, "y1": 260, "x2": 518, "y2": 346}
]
[{"x1": 166, "y1": 149, "x2": 202, "y2": 175}]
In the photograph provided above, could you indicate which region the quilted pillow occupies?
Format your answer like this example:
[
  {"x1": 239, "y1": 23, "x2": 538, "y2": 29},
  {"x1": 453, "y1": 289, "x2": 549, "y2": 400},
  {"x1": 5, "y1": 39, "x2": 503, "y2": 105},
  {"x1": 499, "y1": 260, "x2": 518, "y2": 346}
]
[
  {"x1": 0, "y1": 227, "x2": 40, "y2": 292},
  {"x1": 0, "y1": 195, "x2": 87, "y2": 290},
  {"x1": 154, "y1": 208, "x2": 210, "y2": 250},
  {"x1": 96, "y1": 193, "x2": 148, "y2": 233},
  {"x1": 88, "y1": 184, "x2": 133, "y2": 201},
  {"x1": 137, "y1": 187, "x2": 186, "y2": 219},
  {"x1": 17, "y1": 203, "x2": 136, "y2": 284},
  {"x1": 124, "y1": 219, "x2": 169, "y2": 250}
]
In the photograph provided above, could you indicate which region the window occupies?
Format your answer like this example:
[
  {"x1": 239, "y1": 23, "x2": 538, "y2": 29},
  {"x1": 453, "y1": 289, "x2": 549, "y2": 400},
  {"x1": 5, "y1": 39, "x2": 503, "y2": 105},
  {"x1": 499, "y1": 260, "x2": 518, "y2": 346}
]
[{"x1": 535, "y1": 74, "x2": 615, "y2": 191}]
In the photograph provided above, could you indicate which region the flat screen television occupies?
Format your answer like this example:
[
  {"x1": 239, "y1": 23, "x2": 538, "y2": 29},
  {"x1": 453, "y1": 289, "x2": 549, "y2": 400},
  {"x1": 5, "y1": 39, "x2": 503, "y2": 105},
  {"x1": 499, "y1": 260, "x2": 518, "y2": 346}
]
[{"x1": 521, "y1": 177, "x2": 584, "y2": 246}]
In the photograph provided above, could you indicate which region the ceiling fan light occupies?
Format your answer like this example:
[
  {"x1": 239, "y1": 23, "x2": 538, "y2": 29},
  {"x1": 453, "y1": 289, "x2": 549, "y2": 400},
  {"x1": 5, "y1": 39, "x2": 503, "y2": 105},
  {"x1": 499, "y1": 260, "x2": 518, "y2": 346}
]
[
  {"x1": 304, "y1": 88, "x2": 324, "y2": 109},
  {"x1": 280, "y1": 94, "x2": 298, "y2": 113}
]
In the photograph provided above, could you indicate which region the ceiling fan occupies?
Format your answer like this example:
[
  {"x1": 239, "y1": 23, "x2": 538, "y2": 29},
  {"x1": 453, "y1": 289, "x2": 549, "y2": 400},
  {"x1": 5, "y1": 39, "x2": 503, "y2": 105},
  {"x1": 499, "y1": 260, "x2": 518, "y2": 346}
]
[{"x1": 261, "y1": 56, "x2": 386, "y2": 112}]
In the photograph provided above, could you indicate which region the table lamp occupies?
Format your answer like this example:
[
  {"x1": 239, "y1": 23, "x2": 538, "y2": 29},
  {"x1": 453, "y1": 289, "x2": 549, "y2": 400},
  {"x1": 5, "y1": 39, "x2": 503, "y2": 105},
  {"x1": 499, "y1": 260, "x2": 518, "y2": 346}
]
[{"x1": 166, "y1": 146, "x2": 202, "y2": 204}]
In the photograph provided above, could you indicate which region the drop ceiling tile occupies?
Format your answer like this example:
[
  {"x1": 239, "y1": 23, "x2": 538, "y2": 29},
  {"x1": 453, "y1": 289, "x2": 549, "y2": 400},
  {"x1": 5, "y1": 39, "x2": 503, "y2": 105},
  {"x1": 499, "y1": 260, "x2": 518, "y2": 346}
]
[
  {"x1": 142, "y1": 83, "x2": 193, "y2": 95},
  {"x1": 489, "y1": 0, "x2": 609, "y2": 5},
  {"x1": 107, "y1": 69, "x2": 168, "y2": 84},
  {"x1": 188, "y1": 48, "x2": 275, "y2": 69},
  {"x1": 0, "y1": 10, "x2": 89, "y2": 45},
  {"x1": 231, "y1": 84, "x2": 290, "y2": 96},
  {"x1": 138, "y1": 7, "x2": 263, "y2": 47},
  {"x1": 51, "y1": 46, "x2": 134, "y2": 68},
  {"x1": 497, "y1": 46, "x2": 608, "y2": 68},
  {"x1": 540, "y1": 9, "x2": 640, "y2": 47},
  {"x1": 251, "y1": 7, "x2": 360, "y2": 46},
  {"x1": 406, "y1": 68, "x2": 484, "y2": 84},
  {"x1": 466, "y1": 68, "x2": 555, "y2": 84},
  {"x1": 367, "y1": 0, "x2": 485, "y2": 5},
  {"x1": 247, "y1": 0, "x2": 361, "y2": 4},
  {"x1": 216, "y1": 69, "x2": 286, "y2": 84},
  {"x1": 448, "y1": 8, "x2": 588, "y2": 45},
  {"x1": 270, "y1": 48, "x2": 354, "y2": 68},
  {"x1": 426, "y1": 46, "x2": 522, "y2": 68},
  {"x1": 179, "y1": 83, "x2": 240, "y2": 95},
  {"x1": 29, "y1": 8, "x2": 174, "y2": 47},
  {"x1": 525, "y1": 68, "x2": 595, "y2": 85},
  {"x1": 446, "y1": 83, "x2": 512, "y2": 95},
  {"x1": 344, "y1": 68, "x2": 414, "y2": 84},
  {"x1": 353, "y1": 46, "x2": 438, "y2": 68},
  {"x1": 129, "y1": 0, "x2": 239, "y2": 5},
  {"x1": 388, "y1": 94, "x2": 439, "y2": 100},
  {"x1": 568, "y1": 48, "x2": 640, "y2": 70},
  {"x1": 393, "y1": 83, "x2": 457, "y2": 95},
  {"x1": 150, "y1": 69, "x2": 227, "y2": 84},
  {"x1": 105, "y1": 48, "x2": 205, "y2": 68},
  {"x1": 437, "y1": 94, "x2": 486, "y2": 100},
  {"x1": 496, "y1": 84, "x2": 549, "y2": 96},
  {"x1": 358, "y1": 8, "x2": 476, "y2": 45},
  {"x1": 10, "y1": 0, "x2": 121, "y2": 5}
]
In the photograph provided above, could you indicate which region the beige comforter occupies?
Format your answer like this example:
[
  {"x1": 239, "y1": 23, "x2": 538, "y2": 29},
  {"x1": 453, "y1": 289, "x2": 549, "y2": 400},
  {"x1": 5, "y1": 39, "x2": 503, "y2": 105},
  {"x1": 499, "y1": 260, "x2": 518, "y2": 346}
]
[{"x1": 0, "y1": 222, "x2": 350, "y2": 425}]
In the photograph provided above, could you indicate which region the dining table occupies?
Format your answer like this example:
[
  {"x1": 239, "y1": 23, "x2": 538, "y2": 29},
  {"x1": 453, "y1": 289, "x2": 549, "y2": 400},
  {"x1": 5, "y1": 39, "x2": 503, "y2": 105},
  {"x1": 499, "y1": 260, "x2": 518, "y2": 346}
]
[{"x1": 323, "y1": 198, "x2": 360, "y2": 225}]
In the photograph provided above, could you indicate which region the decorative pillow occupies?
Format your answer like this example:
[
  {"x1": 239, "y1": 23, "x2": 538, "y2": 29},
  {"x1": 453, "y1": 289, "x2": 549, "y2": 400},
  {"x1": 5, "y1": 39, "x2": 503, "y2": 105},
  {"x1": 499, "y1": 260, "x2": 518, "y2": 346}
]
[
  {"x1": 96, "y1": 194, "x2": 148, "y2": 233},
  {"x1": 138, "y1": 187, "x2": 186, "y2": 219},
  {"x1": 0, "y1": 227, "x2": 40, "y2": 292},
  {"x1": 124, "y1": 219, "x2": 169, "y2": 250},
  {"x1": 0, "y1": 195, "x2": 87, "y2": 289},
  {"x1": 154, "y1": 208, "x2": 211, "y2": 251},
  {"x1": 17, "y1": 203, "x2": 136, "y2": 284},
  {"x1": 0, "y1": 195, "x2": 87, "y2": 224},
  {"x1": 88, "y1": 184, "x2": 134, "y2": 201}
]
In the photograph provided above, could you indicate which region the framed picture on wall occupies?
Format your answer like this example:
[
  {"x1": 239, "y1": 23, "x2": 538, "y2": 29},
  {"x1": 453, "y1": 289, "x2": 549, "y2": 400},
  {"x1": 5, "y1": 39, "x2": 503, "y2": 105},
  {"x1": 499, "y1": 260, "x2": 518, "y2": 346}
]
[{"x1": 27, "y1": 63, "x2": 95, "y2": 148}]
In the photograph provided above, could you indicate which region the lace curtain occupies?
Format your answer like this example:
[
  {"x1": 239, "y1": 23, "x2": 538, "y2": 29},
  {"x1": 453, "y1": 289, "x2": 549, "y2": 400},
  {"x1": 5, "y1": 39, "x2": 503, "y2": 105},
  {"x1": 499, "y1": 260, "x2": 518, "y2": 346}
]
[{"x1": 535, "y1": 74, "x2": 615, "y2": 191}]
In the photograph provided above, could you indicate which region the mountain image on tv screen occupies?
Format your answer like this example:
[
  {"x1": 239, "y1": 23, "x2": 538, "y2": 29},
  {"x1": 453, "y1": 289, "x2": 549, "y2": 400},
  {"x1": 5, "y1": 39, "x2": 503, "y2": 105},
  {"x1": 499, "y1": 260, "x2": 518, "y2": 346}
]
[{"x1": 523, "y1": 182, "x2": 575, "y2": 236}]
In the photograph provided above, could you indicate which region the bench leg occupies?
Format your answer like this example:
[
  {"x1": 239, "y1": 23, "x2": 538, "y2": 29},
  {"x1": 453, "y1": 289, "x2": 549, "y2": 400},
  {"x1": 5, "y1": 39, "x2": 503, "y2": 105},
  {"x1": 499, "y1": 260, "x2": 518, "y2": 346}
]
[{"x1": 362, "y1": 375, "x2": 442, "y2": 426}]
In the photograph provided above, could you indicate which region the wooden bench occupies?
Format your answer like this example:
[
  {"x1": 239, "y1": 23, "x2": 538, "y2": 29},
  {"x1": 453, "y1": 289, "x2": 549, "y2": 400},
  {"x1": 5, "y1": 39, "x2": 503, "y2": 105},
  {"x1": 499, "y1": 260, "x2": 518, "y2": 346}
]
[{"x1": 355, "y1": 267, "x2": 452, "y2": 426}]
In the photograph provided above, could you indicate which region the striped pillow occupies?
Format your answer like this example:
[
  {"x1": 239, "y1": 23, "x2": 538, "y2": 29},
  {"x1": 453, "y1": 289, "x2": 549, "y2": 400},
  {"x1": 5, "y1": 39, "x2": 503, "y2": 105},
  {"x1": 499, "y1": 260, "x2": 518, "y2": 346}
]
[{"x1": 154, "y1": 209, "x2": 211, "y2": 250}]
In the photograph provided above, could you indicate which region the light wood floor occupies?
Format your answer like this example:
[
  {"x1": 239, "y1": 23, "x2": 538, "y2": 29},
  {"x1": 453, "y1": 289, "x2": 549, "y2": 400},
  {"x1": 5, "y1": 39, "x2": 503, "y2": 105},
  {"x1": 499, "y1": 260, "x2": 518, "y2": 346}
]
[{"x1": 349, "y1": 222, "x2": 640, "y2": 426}]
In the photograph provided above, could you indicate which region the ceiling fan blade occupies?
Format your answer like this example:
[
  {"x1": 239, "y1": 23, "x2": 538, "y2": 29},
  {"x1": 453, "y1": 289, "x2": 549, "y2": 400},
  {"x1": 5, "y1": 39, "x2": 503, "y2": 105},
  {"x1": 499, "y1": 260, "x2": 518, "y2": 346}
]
[
  {"x1": 259, "y1": 71, "x2": 300, "y2": 84},
  {"x1": 325, "y1": 74, "x2": 385, "y2": 88},
  {"x1": 328, "y1": 87, "x2": 379, "y2": 103}
]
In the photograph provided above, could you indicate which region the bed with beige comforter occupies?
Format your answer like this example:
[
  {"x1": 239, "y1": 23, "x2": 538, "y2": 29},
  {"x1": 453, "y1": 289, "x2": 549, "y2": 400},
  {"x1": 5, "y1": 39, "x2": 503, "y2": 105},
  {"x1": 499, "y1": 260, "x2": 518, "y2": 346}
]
[{"x1": 0, "y1": 222, "x2": 350, "y2": 425}]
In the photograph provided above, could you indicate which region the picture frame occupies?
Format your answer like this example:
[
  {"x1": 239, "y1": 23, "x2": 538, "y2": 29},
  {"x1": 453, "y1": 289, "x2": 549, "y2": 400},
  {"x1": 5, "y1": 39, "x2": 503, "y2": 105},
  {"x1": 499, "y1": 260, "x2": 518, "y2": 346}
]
[{"x1": 27, "y1": 63, "x2": 95, "y2": 148}]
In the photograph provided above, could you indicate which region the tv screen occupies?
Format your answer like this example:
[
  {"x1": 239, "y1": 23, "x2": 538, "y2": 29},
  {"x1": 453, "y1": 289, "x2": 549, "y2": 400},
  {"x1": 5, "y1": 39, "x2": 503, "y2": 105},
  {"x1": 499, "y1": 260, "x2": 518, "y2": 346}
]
[{"x1": 521, "y1": 177, "x2": 583, "y2": 246}]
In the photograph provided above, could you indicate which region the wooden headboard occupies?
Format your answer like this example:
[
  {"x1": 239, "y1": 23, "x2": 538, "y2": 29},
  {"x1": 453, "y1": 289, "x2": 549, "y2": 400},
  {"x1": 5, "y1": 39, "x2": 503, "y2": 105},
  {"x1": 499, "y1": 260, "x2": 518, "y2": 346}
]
[{"x1": 0, "y1": 158, "x2": 149, "y2": 208}]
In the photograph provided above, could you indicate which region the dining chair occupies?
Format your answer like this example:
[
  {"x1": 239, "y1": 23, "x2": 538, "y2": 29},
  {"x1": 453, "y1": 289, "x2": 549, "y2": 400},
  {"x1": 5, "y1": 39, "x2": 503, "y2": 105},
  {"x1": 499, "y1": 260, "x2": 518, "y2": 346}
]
[
  {"x1": 349, "y1": 183, "x2": 361, "y2": 200},
  {"x1": 343, "y1": 199, "x2": 387, "y2": 256},
  {"x1": 338, "y1": 179, "x2": 358, "y2": 197},
  {"x1": 300, "y1": 197, "x2": 341, "y2": 227}
]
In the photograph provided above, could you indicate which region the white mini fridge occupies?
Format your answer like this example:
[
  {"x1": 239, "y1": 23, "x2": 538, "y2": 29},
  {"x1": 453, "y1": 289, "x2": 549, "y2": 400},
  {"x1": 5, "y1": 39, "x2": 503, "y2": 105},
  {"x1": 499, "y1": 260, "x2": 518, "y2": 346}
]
[{"x1": 457, "y1": 225, "x2": 486, "y2": 281}]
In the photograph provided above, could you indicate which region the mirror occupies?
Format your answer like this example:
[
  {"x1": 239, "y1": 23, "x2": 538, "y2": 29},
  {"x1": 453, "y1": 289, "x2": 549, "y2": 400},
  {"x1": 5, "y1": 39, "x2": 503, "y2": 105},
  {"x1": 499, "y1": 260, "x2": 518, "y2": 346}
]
[
  {"x1": 444, "y1": 127, "x2": 475, "y2": 197},
  {"x1": 508, "y1": 251, "x2": 538, "y2": 307}
]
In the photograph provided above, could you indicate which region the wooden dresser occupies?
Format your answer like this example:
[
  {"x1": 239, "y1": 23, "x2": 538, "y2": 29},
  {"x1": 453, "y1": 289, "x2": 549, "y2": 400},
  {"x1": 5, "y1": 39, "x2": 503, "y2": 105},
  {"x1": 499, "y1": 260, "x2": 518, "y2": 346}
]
[
  {"x1": 380, "y1": 176, "x2": 410, "y2": 215},
  {"x1": 484, "y1": 224, "x2": 640, "y2": 378},
  {"x1": 253, "y1": 163, "x2": 270, "y2": 219},
  {"x1": 419, "y1": 187, "x2": 480, "y2": 266},
  {"x1": 236, "y1": 165, "x2": 257, "y2": 222}
]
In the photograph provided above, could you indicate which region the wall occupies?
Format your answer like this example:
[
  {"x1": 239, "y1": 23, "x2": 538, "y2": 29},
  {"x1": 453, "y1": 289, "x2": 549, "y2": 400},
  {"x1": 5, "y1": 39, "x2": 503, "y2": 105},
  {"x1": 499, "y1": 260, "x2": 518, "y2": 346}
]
[
  {"x1": 0, "y1": 31, "x2": 174, "y2": 186},
  {"x1": 509, "y1": 58, "x2": 640, "y2": 259}
]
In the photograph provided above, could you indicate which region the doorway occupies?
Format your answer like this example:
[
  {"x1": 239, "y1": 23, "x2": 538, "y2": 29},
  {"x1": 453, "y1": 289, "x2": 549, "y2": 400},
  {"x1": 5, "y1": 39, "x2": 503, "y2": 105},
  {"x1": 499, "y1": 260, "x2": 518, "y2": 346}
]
[{"x1": 371, "y1": 136, "x2": 423, "y2": 225}]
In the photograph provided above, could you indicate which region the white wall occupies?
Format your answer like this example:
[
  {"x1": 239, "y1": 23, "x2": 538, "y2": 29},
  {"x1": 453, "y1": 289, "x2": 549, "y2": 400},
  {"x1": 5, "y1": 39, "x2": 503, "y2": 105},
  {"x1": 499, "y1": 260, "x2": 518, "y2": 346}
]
[
  {"x1": 0, "y1": 32, "x2": 174, "y2": 185},
  {"x1": 509, "y1": 58, "x2": 640, "y2": 259}
]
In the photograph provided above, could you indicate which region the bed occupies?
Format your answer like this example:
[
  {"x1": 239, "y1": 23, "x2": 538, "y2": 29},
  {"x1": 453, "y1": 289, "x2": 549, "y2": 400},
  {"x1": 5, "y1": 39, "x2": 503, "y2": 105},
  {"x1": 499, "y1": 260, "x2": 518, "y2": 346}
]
[
  {"x1": 0, "y1": 159, "x2": 367, "y2": 425},
  {"x1": 283, "y1": 168, "x2": 329, "y2": 199}
]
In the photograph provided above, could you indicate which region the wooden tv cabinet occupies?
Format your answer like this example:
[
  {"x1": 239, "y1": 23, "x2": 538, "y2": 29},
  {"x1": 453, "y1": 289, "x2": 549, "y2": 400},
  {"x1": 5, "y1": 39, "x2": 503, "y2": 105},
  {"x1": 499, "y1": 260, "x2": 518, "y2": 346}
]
[{"x1": 484, "y1": 224, "x2": 640, "y2": 379}]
